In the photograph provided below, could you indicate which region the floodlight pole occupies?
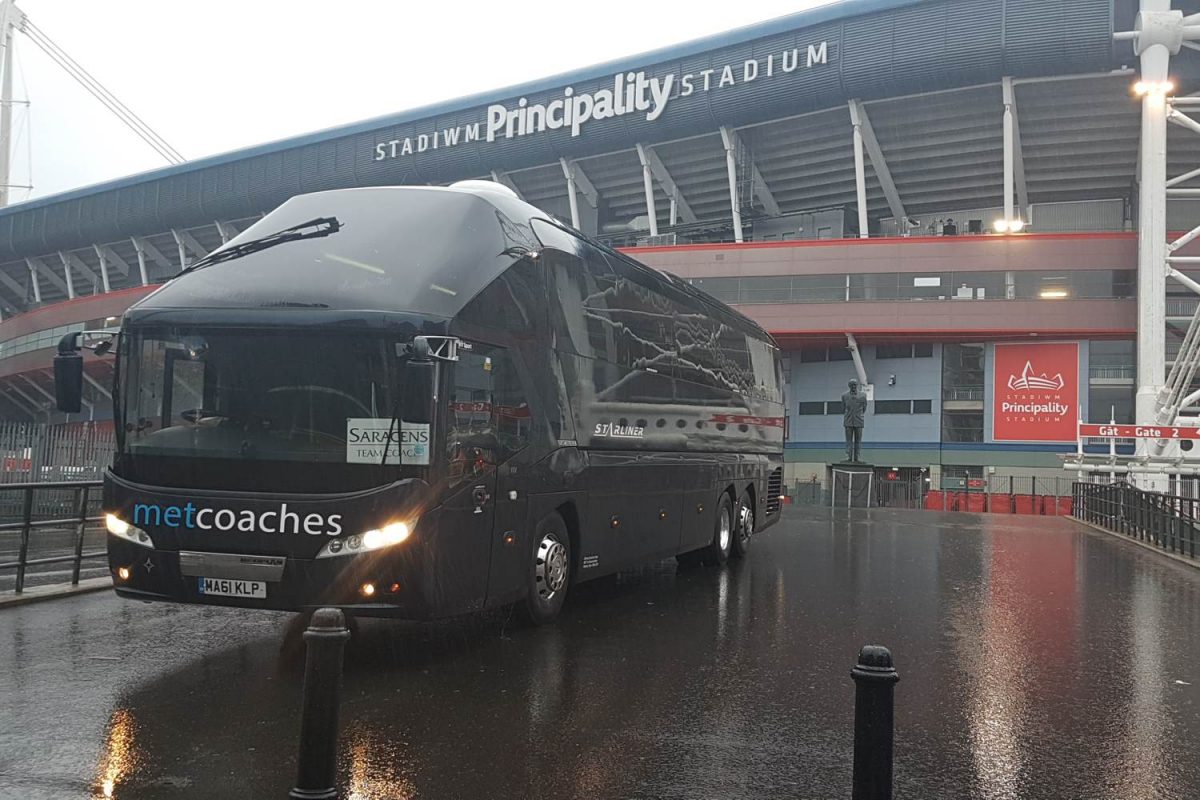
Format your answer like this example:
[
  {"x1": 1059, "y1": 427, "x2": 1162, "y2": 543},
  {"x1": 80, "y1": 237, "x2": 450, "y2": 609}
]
[
  {"x1": 0, "y1": 0, "x2": 22, "y2": 208},
  {"x1": 1129, "y1": 2, "x2": 1185, "y2": 489}
]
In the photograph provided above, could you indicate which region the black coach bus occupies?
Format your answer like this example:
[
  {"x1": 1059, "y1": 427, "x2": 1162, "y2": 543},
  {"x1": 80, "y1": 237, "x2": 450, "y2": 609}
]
[{"x1": 54, "y1": 182, "x2": 784, "y2": 624}]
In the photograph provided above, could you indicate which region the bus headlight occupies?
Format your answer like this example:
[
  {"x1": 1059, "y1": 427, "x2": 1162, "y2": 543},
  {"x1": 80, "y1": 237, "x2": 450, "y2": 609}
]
[
  {"x1": 105, "y1": 513, "x2": 155, "y2": 549},
  {"x1": 317, "y1": 521, "x2": 412, "y2": 559}
]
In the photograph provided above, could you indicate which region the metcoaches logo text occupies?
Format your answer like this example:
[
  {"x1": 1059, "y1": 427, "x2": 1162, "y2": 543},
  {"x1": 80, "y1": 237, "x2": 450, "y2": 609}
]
[
  {"x1": 373, "y1": 42, "x2": 829, "y2": 161},
  {"x1": 132, "y1": 503, "x2": 343, "y2": 536}
]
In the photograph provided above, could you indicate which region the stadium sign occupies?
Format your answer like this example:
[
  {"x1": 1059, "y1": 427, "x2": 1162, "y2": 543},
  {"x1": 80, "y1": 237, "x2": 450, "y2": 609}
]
[
  {"x1": 992, "y1": 342, "x2": 1080, "y2": 442},
  {"x1": 373, "y1": 42, "x2": 830, "y2": 161}
]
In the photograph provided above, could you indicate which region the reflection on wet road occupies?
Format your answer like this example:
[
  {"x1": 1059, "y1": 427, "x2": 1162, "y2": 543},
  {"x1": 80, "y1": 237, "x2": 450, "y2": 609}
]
[{"x1": 1, "y1": 507, "x2": 1198, "y2": 799}]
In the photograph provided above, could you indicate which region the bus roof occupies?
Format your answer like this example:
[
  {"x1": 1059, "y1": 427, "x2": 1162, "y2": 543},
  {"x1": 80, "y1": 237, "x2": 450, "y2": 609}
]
[
  {"x1": 130, "y1": 184, "x2": 545, "y2": 321},
  {"x1": 129, "y1": 183, "x2": 774, "y2": 346}
]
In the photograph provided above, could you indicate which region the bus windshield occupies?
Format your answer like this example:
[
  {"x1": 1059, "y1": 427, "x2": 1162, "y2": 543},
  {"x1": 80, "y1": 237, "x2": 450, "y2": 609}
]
[{"x1": 116, "y1": 326, "x2": 428, "y2": 493}]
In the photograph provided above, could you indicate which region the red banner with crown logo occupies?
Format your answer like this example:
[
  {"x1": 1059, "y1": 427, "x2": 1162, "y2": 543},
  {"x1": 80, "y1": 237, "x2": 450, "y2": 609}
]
[{"x1": 992, "y1": 342, "x2": 1079, "y2": 442}]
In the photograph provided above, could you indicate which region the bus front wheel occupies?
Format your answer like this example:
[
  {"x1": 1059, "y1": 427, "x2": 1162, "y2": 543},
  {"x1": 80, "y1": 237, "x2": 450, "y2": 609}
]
[
  {"x1": 702, "y1": 493, "x2": 734, "y2": 566},
  {"x1": 521, "y1": 512, "x2": 571, "y2": 625},
  {"x1": 731, "y1": 490, "x2": 754, "y2": 559}
]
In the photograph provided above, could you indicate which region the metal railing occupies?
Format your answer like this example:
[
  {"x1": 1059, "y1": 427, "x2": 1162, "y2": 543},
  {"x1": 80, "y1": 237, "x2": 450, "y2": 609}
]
[
  {"x1": 1088, "y1": 364, "x2": 1135, "y2": 380},
  {"x1": 942, "y1": 387, "x2": 984, "y2": 401},
  {"x1": 1073, "y1": 481, "x2": 1198, "y2": 561},
  {"x1": 0, "y1": 480, "x2": 105, "y2": 593}
]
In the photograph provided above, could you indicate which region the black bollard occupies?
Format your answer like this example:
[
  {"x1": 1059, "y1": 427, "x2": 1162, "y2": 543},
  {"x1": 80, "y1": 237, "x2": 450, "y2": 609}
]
[
  {"x1": 289, "y1": 608, "x2": 351, "y2": 800},
  {"x1": 850, "y1": 645, "x2": 899, "y2": 800}
]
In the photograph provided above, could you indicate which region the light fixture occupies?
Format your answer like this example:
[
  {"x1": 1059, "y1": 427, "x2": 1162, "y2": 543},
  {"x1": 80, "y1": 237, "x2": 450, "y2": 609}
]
[
  {"x1": 993, "y1": 218, "x2": 1025, "y2": 234},
  {"x1": 1039, "y1": 289, "x2": 1069, "y2": 299},
  {"x1": 1134, "y1": 79, "x2": 1174, "y2": 97},
  {"x1": 105, "y1": 513, "x2": 154, "y2": 548},
  {"x1": 316, "y1": 520, "x2": 414, "y2": 558},
  {"x1": 116, "y1": 566, "x2": 130, "y2": 581},
  {"x1": 360, "y1": 582, "x2": 376, "y2": 597},
  {"x1": 993, "y1": 219, "x2": 1009, "y2": 234},
  {"x1": 1008, "y1": 219, "x2": 1025, "y2": 233}
]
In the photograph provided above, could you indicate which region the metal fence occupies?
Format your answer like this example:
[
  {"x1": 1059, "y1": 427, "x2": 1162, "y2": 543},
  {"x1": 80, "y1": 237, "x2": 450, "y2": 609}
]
[
  {"x1": 0, "y1": 480, "x2": 105, "y2": 593},
  {"x1": 787, "y1": 471, "x2": 1095, "y2": 514},
  {"x1": 1073, "y1": 481, "x2": 1198, "y2": 561},
  {"x1": 0, "y1": 420, "x2": 115, "y2": 485}
]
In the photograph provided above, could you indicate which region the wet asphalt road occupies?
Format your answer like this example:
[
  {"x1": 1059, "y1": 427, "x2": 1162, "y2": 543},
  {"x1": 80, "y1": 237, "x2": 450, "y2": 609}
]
[{"x1": 1, "y1": 507, "x2": 1199, "y2": 800}]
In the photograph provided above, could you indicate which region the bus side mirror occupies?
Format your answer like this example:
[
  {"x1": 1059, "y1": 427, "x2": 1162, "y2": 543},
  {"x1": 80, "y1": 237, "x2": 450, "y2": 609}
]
[
  {"x1": 53, "y1": 333, "x2": 83, "y2": 413},
  {"x1": 401, "y1": 360, "x2": 435, "y2": 424}
]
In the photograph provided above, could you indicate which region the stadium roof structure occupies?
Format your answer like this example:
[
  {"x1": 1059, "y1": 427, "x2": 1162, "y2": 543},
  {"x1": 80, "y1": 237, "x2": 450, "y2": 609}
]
[{"x1": 0, "y1": 0, "x2": 1192, "y2": 312}]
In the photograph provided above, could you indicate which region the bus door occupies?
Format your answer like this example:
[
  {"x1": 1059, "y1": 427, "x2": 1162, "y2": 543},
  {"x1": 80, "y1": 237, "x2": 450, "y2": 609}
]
[{"x1": 436, "y1": 349, "x2": 500, "y2": 613}]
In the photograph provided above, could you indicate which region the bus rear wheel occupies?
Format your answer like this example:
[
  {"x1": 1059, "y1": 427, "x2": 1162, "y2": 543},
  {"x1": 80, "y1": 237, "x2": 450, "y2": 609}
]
[
  {"x1": 521, "y1": 512, "x2": 571, "y2": 625},
  {"x1": 702, "y1": 493, "x2": 734, "y2": 566},
  {"x1": 731, "y1": 490, "x2": 754, "y2": 559}
]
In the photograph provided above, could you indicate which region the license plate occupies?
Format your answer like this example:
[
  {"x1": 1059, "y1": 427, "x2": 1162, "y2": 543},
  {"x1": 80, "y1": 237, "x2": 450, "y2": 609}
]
[{"x1": 198, "y1": 577, "x2": 266, "y2": 599}]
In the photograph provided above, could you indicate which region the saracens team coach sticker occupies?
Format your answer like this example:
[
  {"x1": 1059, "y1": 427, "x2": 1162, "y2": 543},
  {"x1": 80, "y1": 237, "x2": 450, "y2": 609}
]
[{"x1": 346, "y1": 419, "x2": 430, "y2": 465}]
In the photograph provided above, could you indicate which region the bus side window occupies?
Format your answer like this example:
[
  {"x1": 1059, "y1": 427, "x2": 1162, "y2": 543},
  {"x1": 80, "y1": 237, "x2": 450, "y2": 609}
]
[
  {"x1": 446, "y1": 348, "x2": 529, "y2": 481},
  {"x1": 490, "y1": 351, "x2": 530, "y2": 458}
]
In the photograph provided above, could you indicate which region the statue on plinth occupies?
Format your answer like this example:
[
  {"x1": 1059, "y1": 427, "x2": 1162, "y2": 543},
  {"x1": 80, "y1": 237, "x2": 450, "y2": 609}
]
[{"x1": 842, "y1": 379, "x2": 868, "y2": 463}]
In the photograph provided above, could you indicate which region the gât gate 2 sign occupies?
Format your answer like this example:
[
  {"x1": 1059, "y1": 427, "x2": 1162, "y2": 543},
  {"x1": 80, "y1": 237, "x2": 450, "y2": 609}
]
[{"x1": 992, "y1": 342, "x2": 1079, "y2": 442}]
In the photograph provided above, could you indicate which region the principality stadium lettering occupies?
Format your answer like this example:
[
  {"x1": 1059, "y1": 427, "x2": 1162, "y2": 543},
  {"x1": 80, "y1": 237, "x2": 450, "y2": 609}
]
[{"x1": 373, "y1": 42, "x2": 829, "y2": 161}]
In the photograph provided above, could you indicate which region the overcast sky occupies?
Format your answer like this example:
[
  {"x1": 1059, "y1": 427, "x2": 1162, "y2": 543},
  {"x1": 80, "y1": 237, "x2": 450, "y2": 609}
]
[{"x1": 7, "y1": 0, "x2": 837, "y2": 202}]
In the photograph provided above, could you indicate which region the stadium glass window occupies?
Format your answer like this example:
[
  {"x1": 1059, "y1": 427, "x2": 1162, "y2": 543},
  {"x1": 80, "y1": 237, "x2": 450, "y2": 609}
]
[
  {"x1": 942, "y1": 411, "x2": 984, "y2": 443},
  {"x1": 690, "y1": 277, "x2": 739, "y2": 304},
  {"x1": 828, "y1": 347, "x2": 852, "y2": 362},
  {"x1": 1112, "y1": 270, "x2": 1136, "y2": 298},
  {"x1": 791, "y1": 274, "x2": 845, "y2": 302},
  {"x1": 913, "y1": 400, "x2": 932, "y2": 414},
  {"x1": 875, "y1": 400, "x2": 911, "y2": 414},
  {"x1": 799, "y1": 347, "x2": 826, "y2": 363},
  {"x1": 913, "y1": 343, "x2": 934, "y2": 358},
  {"x1": 876, "y1": 343, "x2": 913, "y2": 359},
  {"x1": 905, "y1": 274, "x2": 951, "y2": 300},
  {"x1": 1088, "y1": 340, "x2": 1134, "y2": 380},
  {"x1": 1088, "y1": 385, "x2": 1133, "y2": 425},
  {"x1": 798, "y1": 402, "x2": 825, "y2": 415},
  {"x1": 848, "y1": 273, "x2": 900, "y2": 301},
  {"x1": 738, "y1": 276, "x2": 792, "y2": 304},
  {"x1": 826, "y1": 400, "x2": 844, "y2": 415}
]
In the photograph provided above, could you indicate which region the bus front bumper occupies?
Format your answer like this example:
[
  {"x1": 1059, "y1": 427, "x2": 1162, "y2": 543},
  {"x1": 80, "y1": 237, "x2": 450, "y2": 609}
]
[{"x1": 106, "y1": 539, "x2": 437, "y2": 619}]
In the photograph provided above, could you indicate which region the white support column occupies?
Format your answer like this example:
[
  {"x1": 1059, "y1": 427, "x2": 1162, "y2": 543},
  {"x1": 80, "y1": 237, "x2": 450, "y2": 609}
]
[
  {"x1": 93, "y1": 244, "x2": 130, "y2": 279},
  {"x1": 60, "y1": 251, "x2": 102, "y2": 294},
  {"x1": 1129, "y1": 0, "x2": 1178, "y2": 488},
  {"x1": 7, "y1": 383, "x2": 43, "y2": 417},
  {"x1": 58, "y1": 252, "x2": 75, "y2": 299},
  {"x1": 92, "y1": 244, "x2": 111, "y2": 293},
  {"x1": 214, "y1": 220, "x2": 239, "y2": 244},
  {"x1": 636, "y1": 142, "x2": 697, "y2": 224},
  {"x1": 559, "y1": 158, "x2": 581, "y2": 229},
  {"x1": 848, "y1": 100, "x2": 905, "y2": 225},
  {"x1": 171, "y1": 229, "x2": 188, "y2": 270},
  {"x1": 846, "y1": 333, "x2": 868, "y2": 385},
  {"x1": 848, "y1": 103, "x2": 869, "y2": 238},
  {"x1": 19, "y1": 374, "x2": 54, "y2": 404},
  {"x1": 718, "y1": 126, "x2": 744, "y2": 243},
  {"x1": 26, "y1": 262, "x2": 38, "y2": 303},
  {"x1": 0, "y1": 267, "x2": 23, "y2": 308},
  {"x1": 26, "y1": 256, "x2": 68, "y2": 297},
  {"x1": 3, "y1": 385, "x2": 40, "y2": 418},
  {"x1": 1002, "y1": 77, "x2": 1016, "y2": 225},
  {"x1": 130, "y1": 237, "x2": 150, "y2": 285},
  {"x1": 0, "y1": 1, "x2": 16, "y2": 209},
  {"x1": 634, "y1": 143, "x2": 659, "y2": 237}
]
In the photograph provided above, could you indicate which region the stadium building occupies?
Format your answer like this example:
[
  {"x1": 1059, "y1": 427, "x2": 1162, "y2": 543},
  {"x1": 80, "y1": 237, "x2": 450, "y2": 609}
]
[{"x1": 0, "y1": 0, "x2": 1189, "y2": 493}]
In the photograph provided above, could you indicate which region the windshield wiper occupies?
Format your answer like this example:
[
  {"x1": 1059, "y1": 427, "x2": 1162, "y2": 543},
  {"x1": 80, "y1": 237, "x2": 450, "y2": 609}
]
[{"x1": 182, "y1": 217, "x2": 342, "y2": 273}]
